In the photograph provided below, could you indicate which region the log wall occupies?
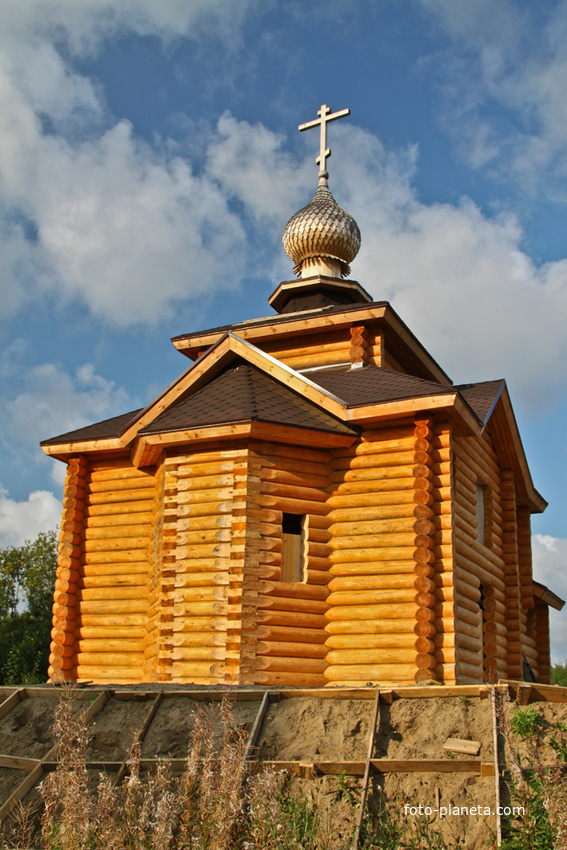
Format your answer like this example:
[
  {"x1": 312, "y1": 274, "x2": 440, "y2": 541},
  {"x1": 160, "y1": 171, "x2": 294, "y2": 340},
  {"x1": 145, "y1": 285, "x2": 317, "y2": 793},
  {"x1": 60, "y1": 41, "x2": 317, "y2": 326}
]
[
  {"x1": 166, "y1": 445, "x2": 252, "y2": 684},
  {"x1": 415, "y1": 416, "x2": 456, "y2": 684},
  {"x1": 251, "y1": 442, "x2": 333, "y2": 688},
  {"x1": 74, "y1": 459, "x2": 156, "y2": 683},
  {"x1": 258, "y1": 325, "x2": 392, "y2": 371},
  {"x1": 324, "y1": 422, "x2": 422, "y2": 686},
  {"x1": 452, "y1": 432, "x2": 507, "y2": 683},
  {"x1": 49, "y1": 456, "x2": 88, "y2": 682}
]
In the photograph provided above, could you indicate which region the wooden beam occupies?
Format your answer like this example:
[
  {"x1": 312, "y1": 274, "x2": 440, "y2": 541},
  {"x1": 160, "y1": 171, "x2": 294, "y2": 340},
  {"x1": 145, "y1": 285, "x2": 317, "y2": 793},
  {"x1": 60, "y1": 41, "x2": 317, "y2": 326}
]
[
  {"x1": 0, "y1": 689, "x2": 24, "y2": 721},
  {"x1": 244, "y1": 690, "x2": 274, "y2": 762},
  {"x1": 353, "y1": 688, "x2": 380, "y2": 848}
]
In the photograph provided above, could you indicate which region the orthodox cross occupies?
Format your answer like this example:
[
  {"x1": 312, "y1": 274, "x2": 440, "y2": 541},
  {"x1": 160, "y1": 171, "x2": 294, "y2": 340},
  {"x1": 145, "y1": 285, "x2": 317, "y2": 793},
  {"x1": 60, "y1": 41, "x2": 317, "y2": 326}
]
[{"x1": 299, "y1": 103, "x2": 350, "y2": 185}]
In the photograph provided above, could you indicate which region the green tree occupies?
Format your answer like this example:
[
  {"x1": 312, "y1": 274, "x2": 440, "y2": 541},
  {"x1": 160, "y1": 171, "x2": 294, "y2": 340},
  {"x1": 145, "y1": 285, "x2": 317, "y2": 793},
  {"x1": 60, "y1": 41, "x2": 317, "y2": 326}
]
[
  {"x1": 551, "y1": 661, "x2": 567, "y2": 686},
  {"x1": 0, "y1": 529, "x2": 58, "y2": 685}
]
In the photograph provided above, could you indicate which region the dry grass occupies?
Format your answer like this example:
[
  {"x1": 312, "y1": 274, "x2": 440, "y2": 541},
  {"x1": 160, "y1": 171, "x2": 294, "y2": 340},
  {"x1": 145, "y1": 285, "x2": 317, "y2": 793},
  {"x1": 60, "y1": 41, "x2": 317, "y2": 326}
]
[{"x1": 0, "y1": 689, "x2": 339, "y2": 850}]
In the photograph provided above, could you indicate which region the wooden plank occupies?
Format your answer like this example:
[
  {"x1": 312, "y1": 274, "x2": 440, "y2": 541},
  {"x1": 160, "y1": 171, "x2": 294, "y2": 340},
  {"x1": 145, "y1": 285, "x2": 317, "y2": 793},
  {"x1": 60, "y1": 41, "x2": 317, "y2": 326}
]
[
  {"x1": 0, "y1": 754, "x2": 41, "y2": 771},
  {"x1": 354, "y1": 688, "x2": 380, "y2": 847},
  {"x1": 0, "y1": 689, "x2": 25, "y2": 721},
  {"x1": 114, "y1": 692, "x2": 163, "y2": 788},
  {"x1": 82, "y1": 689, "x2": 111, "y2": 724},
  {"x1": 244, "y1": 690, "x2": 273, "y2": 761},
  {"x1": 369, "y1": 759, "x2": 486, "y2": 774},
  {"x1": 0, "y1": 764, "x2": 44, "y2": 824},
  {"x1": 492, "y1": 687, "x2": 503, "y2": 847},
  {"x1": 248, "y1": 759, "x2": 488, "y2": 775},
  {"x1": 443, "y1": 738, "x2": 481, "y2": 756}
]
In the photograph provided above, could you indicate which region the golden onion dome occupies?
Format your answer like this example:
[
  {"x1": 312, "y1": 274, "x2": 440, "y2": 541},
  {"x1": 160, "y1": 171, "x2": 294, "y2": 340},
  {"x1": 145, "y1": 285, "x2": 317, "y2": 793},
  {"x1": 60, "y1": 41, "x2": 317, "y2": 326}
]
[{"x1": 282, "y1": 183, "x2": 361, "y2": 278}]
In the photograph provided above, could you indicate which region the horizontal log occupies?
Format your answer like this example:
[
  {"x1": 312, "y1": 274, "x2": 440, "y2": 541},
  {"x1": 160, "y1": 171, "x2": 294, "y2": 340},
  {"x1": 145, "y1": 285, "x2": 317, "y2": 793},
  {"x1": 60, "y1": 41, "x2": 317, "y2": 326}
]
[
  {"x1": 258, "y1": 581, "x2": 328, "y2": 601},
  {"x1": 177, "y1": 488, "x2": 232, "y2": 505},
  {"x1": 256, "y1": 641, "x2": 327, "y2": 658},
  {"x1": 326, "y1": 648, "x2": 417, "y2": 665},
  {"x1": 77, "y1": 651, "x2": 144, "y2": 666},
  {"x1": 330, "y1": 478, "x2": 415, "y2": 497},
  {"x1": 329, "y1": 561, "x2": 415, "y2": 577},
  {"x1": 326, "y1": 618, "x2": 416, "y2": 635},
  {"x1": 327, "y1": 588, "x2": 416, "y2": 608},
  {"x1": 84, "y1": 536, "x2": 148, "y2": 552},
  {"x1": 326, "y1": 602, "x2": 417, "y2": 621},
  {"x1": 177, "y1": 473, "x2": 234, "y2": 491},
  {"x1": 171, "y1": 647, "x2": 218, "y2": 662},
  {"x1": 333, "y1": 450, "x2": 415, "y2": 471},
  {"x1": 82, "y1": 561, "x2": 148, "y2": 576},
  {"x1": 256, "y1": 624, "x2": 327, "y2": 644},
  {"x1": 325, "y1": 663, "x2": 416, "y2": 682},
  {"x1": 328, "y1": 571, "x2": 415, "y2": 592},
  {"x1": 257, "y1": 596, "x2": 328, "y2": 615},
  {"x1": 255, "y1": 656, "x2": 327, "y2": 674},
  {"x1": 79, "y1": 613, "x2": 146, "y2": 626},
  {"x1": 256, "y1": 611, "x2": 328, "y2": 629},
  {"x1": 82, "y1": 574, "x2": 146, "y2": 589},
  {"x1": 330, "y1": 547, "x2": 415, "y2": 563},
  {"x1": 326, "y1": 634, "x2": 416, "y2": 650},
  {"x1": 259, "y1": 495, "x2": 328, "y2": 515},
  {"x1": 88, "y1": 477, "x2": 155, "y2": 494},
  {"x1": 87, "y1": 489, "x2": 155, "y2": 505},
  {"x1": 171, "y1": 617, "x2": 222, "y2": 632},
  {"x1": 77, "y1": 639, "x2": 144, "y2": 653},
  {"x1": 78, "y1": 600, "x2": 147, "y2": 614},
  {"x1": 329, "y1": 518, "x2": 415, "y2": 537},
  {"x1": 175, "y1": 572, "x2": 228, "y2": 588},
  {"x1": 78, "y1": 625, "x2": 145, "y2": 639}
]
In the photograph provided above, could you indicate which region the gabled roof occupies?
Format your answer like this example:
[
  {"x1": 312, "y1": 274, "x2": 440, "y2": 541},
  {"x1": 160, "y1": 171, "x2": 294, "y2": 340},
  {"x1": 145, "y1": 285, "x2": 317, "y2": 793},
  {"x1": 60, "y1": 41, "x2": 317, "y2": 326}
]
[
  {"x1": 39, "y1": 332, "x2": 545, "y2": 512},
  {"x1": 139, "y1": 361, "x2": 355, "y2": 437}
]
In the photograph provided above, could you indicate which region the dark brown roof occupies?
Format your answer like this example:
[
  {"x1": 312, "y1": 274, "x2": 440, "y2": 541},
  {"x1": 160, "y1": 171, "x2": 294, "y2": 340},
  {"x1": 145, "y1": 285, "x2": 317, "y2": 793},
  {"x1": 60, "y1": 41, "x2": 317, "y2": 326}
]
[
  {"x1": 41, "y1": 360, "x2": 504, "y2": 449},
  {"x1": 139, "y1": 362, "x2": 356, "y2": 436},
  {"x1": 40, "y1": 409, "x2": 143, "y2": 447},
  {"x1": 456, "y1": 380, "x2": 504, "y2": 425},
  {"x1": 310, "y1": 365, "x2": 455, "y2": 408}
]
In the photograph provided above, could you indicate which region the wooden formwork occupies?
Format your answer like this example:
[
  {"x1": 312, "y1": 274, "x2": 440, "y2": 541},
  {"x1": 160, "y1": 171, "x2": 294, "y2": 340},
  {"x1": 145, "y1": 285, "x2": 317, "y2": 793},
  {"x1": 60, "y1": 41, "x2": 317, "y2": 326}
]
[{"x1": 1, "y1": 682, "x2": 566, "y2": 846}]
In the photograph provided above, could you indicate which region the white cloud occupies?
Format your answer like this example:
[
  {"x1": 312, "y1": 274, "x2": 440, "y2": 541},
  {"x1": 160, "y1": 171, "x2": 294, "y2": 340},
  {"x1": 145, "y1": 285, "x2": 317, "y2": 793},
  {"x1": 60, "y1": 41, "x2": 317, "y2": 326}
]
[
  {"x1": 2, "y1": 360, "x2": 133, "y2": 446},
  {"x1": 532, "y1": 534, "x2": 567, "y2": 664},
  {"x1": 0, "y1": 0, "x2": 256, "y2": 326},
  {"x1": 418, "y1": 0, "x2": 567, "y2": 192},
  {"x1": 0, "y1": 487, "x2": 61, "y2": 548}
]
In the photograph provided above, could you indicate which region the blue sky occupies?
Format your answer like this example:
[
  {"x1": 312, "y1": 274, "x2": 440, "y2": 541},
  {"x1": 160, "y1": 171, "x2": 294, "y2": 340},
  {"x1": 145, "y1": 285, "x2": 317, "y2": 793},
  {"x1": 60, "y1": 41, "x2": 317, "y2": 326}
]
[{"x1": 1, "y1": 0, "x2": 566, "y2": 658}]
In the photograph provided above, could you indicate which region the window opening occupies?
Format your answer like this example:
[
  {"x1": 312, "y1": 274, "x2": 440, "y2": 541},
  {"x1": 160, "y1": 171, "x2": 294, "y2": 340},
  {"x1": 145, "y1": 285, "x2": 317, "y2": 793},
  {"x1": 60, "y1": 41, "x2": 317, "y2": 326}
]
[
  {"x1": 476, "y1": 482, "x2": 485, "y2": 546},
  {"x1": 281, "y1": 513, "x2": 307, "y2": 582}
]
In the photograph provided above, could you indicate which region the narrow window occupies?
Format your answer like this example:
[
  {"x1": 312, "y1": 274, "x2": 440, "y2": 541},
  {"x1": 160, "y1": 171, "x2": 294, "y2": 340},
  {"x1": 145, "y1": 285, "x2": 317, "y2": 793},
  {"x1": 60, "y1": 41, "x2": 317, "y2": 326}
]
[
  {"x1": 476, "y1": 482, "x2": 485, "y2": 546},
  {"x1": 281, "y1": 513, "x2": 307, "y2": 582}
]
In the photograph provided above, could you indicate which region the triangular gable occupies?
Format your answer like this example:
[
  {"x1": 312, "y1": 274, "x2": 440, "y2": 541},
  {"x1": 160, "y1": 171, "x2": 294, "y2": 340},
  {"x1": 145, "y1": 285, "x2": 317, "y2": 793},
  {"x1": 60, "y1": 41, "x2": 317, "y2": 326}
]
[
  {"x1": 41, "y1": 333, "x2": 352, "y2": 459},
  {"x1": 483, "y1": 383, "x2": 546, "y2": 513},
  {"x1": 139, "y1": 361, "x2": 355, "y2": 437}
]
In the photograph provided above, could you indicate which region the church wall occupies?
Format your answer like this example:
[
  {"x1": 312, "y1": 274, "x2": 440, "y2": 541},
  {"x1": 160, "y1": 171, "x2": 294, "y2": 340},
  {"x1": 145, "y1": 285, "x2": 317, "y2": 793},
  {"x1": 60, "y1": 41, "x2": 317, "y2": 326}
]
[
  {"x1": 260, "y1": 329, "x2": 352, "y2": 370},
  {"x1": 61, "y1": 458, "x2": 157, "y2": 684},
  {"x1": 162, "y1": 445, "x2": 253, "y2": 684},
  {"x1": 324, "y1": 421, "x2": 422, "y2": 686},
  {"x1": 251, "y1": 441, "x2": 332, "y2": 688},
  {"x1": 452, "y1": 432, "x2": 508, "y2": 683}
]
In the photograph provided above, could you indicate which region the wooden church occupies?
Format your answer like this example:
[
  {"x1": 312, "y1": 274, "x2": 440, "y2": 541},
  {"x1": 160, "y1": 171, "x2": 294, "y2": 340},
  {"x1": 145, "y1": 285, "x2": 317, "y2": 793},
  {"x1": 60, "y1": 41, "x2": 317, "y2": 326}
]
[{"x1": 42, "y1": 105, "x2": 563, "y2": 688}]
